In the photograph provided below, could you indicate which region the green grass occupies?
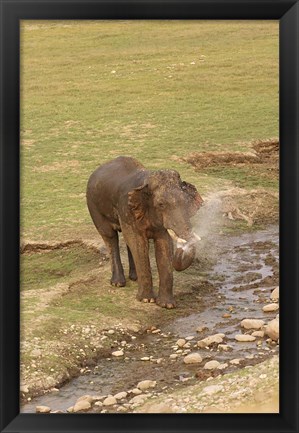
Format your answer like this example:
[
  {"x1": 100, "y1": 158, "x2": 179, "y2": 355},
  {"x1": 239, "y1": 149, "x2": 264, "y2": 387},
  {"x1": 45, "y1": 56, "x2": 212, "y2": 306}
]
[{"x1": 20, "y1": 20, "x2": 278, "y2": 241}]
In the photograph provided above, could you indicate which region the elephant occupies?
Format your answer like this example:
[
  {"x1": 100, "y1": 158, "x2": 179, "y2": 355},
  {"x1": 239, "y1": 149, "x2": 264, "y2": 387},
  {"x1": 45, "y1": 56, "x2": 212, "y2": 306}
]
[{"x1": 86, "y1": 156, "x2": 203, "y2": 308}]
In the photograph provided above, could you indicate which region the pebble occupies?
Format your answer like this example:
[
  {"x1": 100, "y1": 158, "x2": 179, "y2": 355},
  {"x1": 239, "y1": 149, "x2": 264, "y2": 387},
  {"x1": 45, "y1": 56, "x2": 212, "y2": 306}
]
[
  {"x1": 117, "y1": 406, "x2": 127, "y2": 412},
  {"x1": 66, "y1": 406, "x2": 74, "y2": 413},
  {"x1": 235, "y1": 334, "x2": 256, "y2": 342},
  {"x1": 270, "y1": 287, "x2": 279, "y2": 301},
  {"x1": 137, "y1": 380, "x2": 156, "y2": 391},
  {"x1": 183, "y1": 353, "x2": 202, "y2": 364},
  {"x1": 114, "y1": 391, "x2": 127, "y2": 400},
  {"x1": 76, "y1": 395, "x2": 94, "y2": 404},
  {"x1": 140, "y1": 357, "x2": 150, "y2": 361},
  {"x1": 265, "y1": 317, "x2": 279, "y2": 341},
  {"x1": 31, "y1": 349, "x2": 42, "y2": 358},
  {"x1": 222, "y1": 313, "x2": 231, "y2": 318},
  {"x1": 230, "y1": 358, "x2": 242, "y2": 365},
  {"x1": 112, "y1": 350, "x2": 124, "y2": 357},
  {"x1": 198, "y1": 334, "x2": 225, "y2": 348},
  {"x1": 103, "y1": 396, "x2": 117, "y2": 406},
  {"x1": 262, "y1": 303, "x2": 279, "y2": 312},
  {"x1": 252, "y1": 330, "x2": 265, "y2": 337},
  {"x1": 36, "y1": 405, "x2": 51, "y2": 413},
  {"x1": 107, "y1": 330, "x2": 115, "y2": 335},
  {"x1": 196, "y1": 326, "x2": 209, "y2": 333},
  {"x1": 218, "y1": 344, "x2": 232, "y2": 352},
  {"x1": 20, "y1": 385, "x2": 29, "y2": 393},
  {"x1": 131, "y1": 388, "x2": 142, "y2": 395},
  {"x1": 73, "y1": 400, "x2": 91, "y2": 412},
  {"x1": 129, "y1": 394, "x2": 146, "y2": 405},
  {"x1": 204, "y1": 360, "x2": 221, "y2": 370},
  {"x1": 94, "y1": 401, "x2": 103, "y2": 407},
  {"x1": 202, "y1": 385, "x2": 224, "y2": 395},
  {"x1": 217, "y1": 363, "x2": 228, "y2": 370},
  {"x1": 176, "y1": 338, "x2": 186, "y2": 347},
  {"x1": 241, "y1": 319, "x2": 265, "y2": 330},
  {"x1": 185, "y1": 336, "x2": 195, "y2": 341},
  {"x1": 170, "y1": 354, "x2": 178, "y2": 359}
]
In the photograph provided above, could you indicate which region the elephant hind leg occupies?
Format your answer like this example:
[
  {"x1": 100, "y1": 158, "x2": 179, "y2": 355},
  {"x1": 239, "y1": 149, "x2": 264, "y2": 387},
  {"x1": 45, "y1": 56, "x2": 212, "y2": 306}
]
[
  {"x1": 87, "y1": 201, "x2": 126, "y2": 287},
  {"x1": 127, "y1": 246, "x2": 137, "y2": 281}
]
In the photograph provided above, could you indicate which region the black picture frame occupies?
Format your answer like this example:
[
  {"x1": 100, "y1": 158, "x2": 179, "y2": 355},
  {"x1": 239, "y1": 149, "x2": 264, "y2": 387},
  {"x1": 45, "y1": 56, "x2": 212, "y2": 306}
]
[{"x1": 0, "y1": 1, "x2": 298, "y2": 432}]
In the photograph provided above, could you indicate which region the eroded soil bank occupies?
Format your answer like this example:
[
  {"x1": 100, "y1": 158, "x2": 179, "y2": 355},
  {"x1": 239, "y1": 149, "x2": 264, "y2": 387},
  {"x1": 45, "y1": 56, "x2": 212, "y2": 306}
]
[{"x1": 21, "y1": 225, "x2": 279, "y2": 413}]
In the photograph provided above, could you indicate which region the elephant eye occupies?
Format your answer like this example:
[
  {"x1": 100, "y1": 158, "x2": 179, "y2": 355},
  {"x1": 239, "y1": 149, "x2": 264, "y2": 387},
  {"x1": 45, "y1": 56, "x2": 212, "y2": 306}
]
[{"x1": 158, "y1": 202, "x2": 165, "y2": 208}]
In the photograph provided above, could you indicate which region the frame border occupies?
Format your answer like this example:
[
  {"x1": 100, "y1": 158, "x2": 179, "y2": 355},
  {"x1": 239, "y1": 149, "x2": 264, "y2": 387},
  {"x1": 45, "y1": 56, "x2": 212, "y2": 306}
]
[{"x1": 1, "y1": 1, "x2": 298, "y2": 432}]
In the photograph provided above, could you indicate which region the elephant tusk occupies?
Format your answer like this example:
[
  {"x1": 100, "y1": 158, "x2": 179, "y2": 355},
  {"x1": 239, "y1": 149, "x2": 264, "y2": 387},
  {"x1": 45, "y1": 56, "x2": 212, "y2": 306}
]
[{"x1": 167, "y1": 229, "x2": 187, "y2": 244}]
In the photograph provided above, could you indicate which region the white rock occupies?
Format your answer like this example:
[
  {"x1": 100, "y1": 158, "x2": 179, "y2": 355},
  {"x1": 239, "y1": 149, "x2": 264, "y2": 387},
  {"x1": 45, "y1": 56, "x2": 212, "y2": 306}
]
[
  {"x1": 265, "y1": 317, "x2": 279, "y2": 341},
  {"x1": 204, "y1": 360, "x2": 220, "y2": 370},
  {"x1": 198, "y1": 334, "x2": 225, "y2": 348},
  {"x1": 183, "y1": 353, "x2": 202, "y2": 364},
  {"x1": 112, "y1": 350, "x2": 124, "y2": 357},
  {"x1": 73, "y1": 400, "x2": 91, "y2": 412},
  {"x1": 76, "y1": 395, "x2": 93, "y2": 404},
  {"x1": 20, "y1": 385, "x2": 29, "y2": 393},
  {"x1": 176, "y1": 338, "x2": 186, "y2": 347},
  {"x1": 252, "y1": 330, "x2": 265, "y2": 338},
  {"x1": 66, "y1": 406, "x2": 74, "y2": 413},
  {"x1": 94, "y1": 401, "x2": 103, "y2": 407},
  {"x1": 217, "y1": 363, "x2": 228, "y2": 370},
  {"x1": 185, "y1": 336, "x2": 195, "y2": 341},
  {"x1": 230, "y1": 358, "x2": 242, "y2": 365},
  {"x1": 235, "y1": 334, "x2": 256, "y2": 342},
  {"x1": 103, "y1": 396, "x2": 117, "y2": 406},
  {"x1": 270, "y1": 287, "x2": 279, "y2": 300},
  {"x1": 170, "y1": 354, "x2": 178, "y2": 359},
  {"x1": 31, "y1": 349, "x2": 42, "y2": 358},
  {"x1": 129, "y1": 394, "x2": 146, "y2": 405},
  {"x1": 131, "y1": 388, "x2": 142, "y2": 395},
  {"x1": 114, "y1": 391, "x2": 127, "y2": 400},
  {"x1": 202, "y1": 385, "x2": 224, "y2": 395},
  {"x1": 140, "y1": 357, "x2": 150, "y2": 361},
  {"x1": 263, "y1": 303, "x2": 279, "y2": 312},
  {"x1": 241, "y1": 319, "x2": 265, "y2": 330},
  {"x1": 218, "y1": 344, "x2": 232, "y2": 352},
  {"x1": 107, "y1": 329, "x2": 115, "y2": 334},
  {"x1": 36, "y1": 405, "x2": 51, "y2": 413},
  {"x1": 117, "y1": 406, "x2": 127, "y2": 412},
  {"x1": 137, "y1": 380, "x2": 156, "y2": 391}
]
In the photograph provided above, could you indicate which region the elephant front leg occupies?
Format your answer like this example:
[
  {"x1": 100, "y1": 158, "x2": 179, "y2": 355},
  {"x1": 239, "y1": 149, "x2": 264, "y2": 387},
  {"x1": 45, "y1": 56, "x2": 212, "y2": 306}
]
[
  {"x1": 126, "y1": 236, "x2": 155, "y2": 303},
  {"x1": 154, "y1": 234, "x2": 176, "y2": 309}
]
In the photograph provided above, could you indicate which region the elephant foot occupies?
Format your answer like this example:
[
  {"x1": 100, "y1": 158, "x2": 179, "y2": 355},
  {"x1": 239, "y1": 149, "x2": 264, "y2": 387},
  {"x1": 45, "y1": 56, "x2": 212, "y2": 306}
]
[
  {"x1": 156, "y1": 296, "x2": 176, "y2": 309},
  {"x1": 110, "y1": 277, "x2": 126, "y2": 287},
  {"x1": 136, "y1": 290, "x2": 156, "y2": 304},
  {"x1": 129, "y1": 271, "x2": 138, "y2": 281}
]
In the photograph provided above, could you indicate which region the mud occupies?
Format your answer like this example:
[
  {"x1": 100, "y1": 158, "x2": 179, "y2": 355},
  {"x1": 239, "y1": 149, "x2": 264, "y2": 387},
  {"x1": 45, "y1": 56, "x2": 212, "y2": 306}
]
[{"x1": 21, "y1": 225, "x2": 279, "y2": 413}]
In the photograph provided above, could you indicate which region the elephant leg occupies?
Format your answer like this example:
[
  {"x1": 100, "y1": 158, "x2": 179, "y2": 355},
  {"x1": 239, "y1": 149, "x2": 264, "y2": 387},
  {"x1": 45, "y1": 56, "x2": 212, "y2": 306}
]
[
  {"x1": 124, "y1": 234, "x2": 155, "y2": 302},
  {"x1": 127, "y1": 246, "x2": 137, "y2": 281},
  {"x1": 87, "y1": 201, "x2": 125, "y2": 287},
  {"x1": 154, "y1": 234, "x2": 176, "y2": 309}
]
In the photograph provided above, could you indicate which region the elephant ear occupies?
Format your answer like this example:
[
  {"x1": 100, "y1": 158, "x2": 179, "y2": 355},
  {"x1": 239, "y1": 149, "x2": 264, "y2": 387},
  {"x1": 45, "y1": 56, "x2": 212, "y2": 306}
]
[
  {"x1": 181, "y1": 181, "x2": 203, "y2": 216},
  {"x1": 128, "y1": 183, "x2": 150, "y2": 221}
]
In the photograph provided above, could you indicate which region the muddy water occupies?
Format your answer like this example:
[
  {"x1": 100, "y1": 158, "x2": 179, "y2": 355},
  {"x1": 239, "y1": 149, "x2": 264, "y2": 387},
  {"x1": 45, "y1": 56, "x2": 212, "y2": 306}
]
[{"x1": 22, "y1": 226, "x2": 279, "y2": 413}]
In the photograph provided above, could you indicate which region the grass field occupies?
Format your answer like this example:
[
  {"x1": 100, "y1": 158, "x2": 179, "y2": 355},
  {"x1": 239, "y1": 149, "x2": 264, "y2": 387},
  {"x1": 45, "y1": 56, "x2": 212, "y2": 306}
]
[
  {"x1": 20, "y1": 21, "x2": 279, "y2": 399},
  {"x1": 20, "y1": 20, "x2": 278, "y2": 241}
]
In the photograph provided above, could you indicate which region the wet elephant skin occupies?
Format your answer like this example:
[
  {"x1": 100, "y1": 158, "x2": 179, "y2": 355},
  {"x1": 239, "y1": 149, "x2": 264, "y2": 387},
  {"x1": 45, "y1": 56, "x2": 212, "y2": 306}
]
[{"x1": 86, "y1": 156, "x2": 203, "y2": 308}]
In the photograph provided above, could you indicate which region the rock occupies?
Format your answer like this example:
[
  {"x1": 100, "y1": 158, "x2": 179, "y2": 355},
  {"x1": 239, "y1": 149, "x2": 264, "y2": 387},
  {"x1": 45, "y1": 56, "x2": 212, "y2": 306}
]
[
  {"x1": 176, "y1": 338, "x2": 186, "y2": 347},
  {"x1": 252, "y1": 330, "x2": 265, "y2": 337},
  {"x1": 230, "y1": 358, "x2": 242, "y2": 365},
  {"x1": 218, "y1": 344, "x2": 232, "y2": 352},
  {"x1": 144, "y1": 403, "x2": 173, "y2": 413},
  {"x1": 202, "y1": 385, "x2": 224, "y2": 395},
  {"x1": 114, "y1": 391, "x2": 127, "y2": 400},
  {"x1": 241, "y1": 319, "x2": 265, "y2": 330},
  {"x1": 91, "y1": 395, "x2": 106, "y2": 402},
  {"x1": 204, "y1": 360, "x2": 220, "y2": 370},
  {"x1": 196, "y1": 326, "x2": 208, "y2": 333},
  {"x1": 217, "y1": 363, "x2": 228, "y2": 370},
  {"x1": 140, "y1": 357, "x2": 150, "y2": 361},
  {"x1": 117, "y1": 406, "x2": 127, "y2": 412},
  {"x1": 107, "y1": 330, "x2": 115, "y2": 335},
  {"x1": 263, "y1": 303, "x2": 279, "y2": 312},
  {"x1": 76, "y1": 395, "x2": 93, "y2": 404},
  {"x1": 94, "y1": 401, "x2": 103, "y2": 407},
  {"x1": 170, "y1": 354, "x2": 178, "y2": 359},
  {"x1": 73, "y1": 400, "x2": 91, "y2": 412},
  {"x1": 270, "y1": 287, "x2": 279, "y2": 301},
  {"x1": 185, "y1": 336, "x2": 195, "y2": 341},
  {"x1": 112, "y1": 350, "x2": 124, "y2": 357},
  {"x1": 183, "y1": 353, "x2": 202, "y2": 364},
  {"x1": 103, "y1": 396, "x2": 117, "y2": 406},
  {"x1": 129, "y1": 394, "x2": 147, "y2": 405},
  {"x1": 222, "y1": 313, "x2": 231, "y2": 318},
  {"x1": 235, "y1": 334, "x2": 256, "y2": 342},
  {"x1": 197, "y1": 334, "x2": 225, "y2": 348},
  {"x1": 265, "y1": 317, "x2": 279, "y2": 341},
  {"x1": 137, "y1": 380, "x2": 156, "y2": 391},
  {"x1": 131, "y1": 388, "x2": 142, "y2": 395},
  {"x1": 20, "y1": 385, "x2": 29, "y2": 393},
  {"x1": 31, "y1": 349, "x2": 42, "y2": 358},
  {"x1": 66, "y1": 406, "x2": 74, "y2": 413},
  {"x1": 36, "y1": 405, "x2": 51, "y2": 413}
]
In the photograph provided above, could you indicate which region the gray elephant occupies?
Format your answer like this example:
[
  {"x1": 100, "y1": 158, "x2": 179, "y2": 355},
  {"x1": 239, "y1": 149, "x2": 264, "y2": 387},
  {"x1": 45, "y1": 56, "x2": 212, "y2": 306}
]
[{"x1": 86, "y1": 156, "x2": 203, "y2": 308}]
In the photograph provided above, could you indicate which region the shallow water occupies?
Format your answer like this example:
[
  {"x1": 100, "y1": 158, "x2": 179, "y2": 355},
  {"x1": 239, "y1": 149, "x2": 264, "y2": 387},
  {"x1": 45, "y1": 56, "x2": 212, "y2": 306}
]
[{"x1": 22, "y1": 226, "x2": 279, "y2": 413}]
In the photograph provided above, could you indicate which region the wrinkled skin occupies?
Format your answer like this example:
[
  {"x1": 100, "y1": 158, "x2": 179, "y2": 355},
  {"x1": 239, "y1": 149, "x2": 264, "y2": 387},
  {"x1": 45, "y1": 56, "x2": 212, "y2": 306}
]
[{"x1": 86, "y1": 156, "x2": 203, "y2": 308}]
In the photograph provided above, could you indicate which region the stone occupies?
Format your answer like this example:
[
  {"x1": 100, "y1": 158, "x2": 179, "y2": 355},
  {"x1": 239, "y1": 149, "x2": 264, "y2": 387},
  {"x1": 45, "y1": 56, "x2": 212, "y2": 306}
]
[
  {"x1": 217, "y1": 363, "x2": 228, "y2": 370},
  {"x1": 145, "y1": 403, "x2": 173, "y2": 413},
  {"x1": 20, "y1": 385, "x2": 29, "y2": 393},
  {"x1": 176, "y1": 338, "x2": 186, "y2": 347},
  {"x1": 31, "y1": 349, "x2": 42, "y2": 358},
  {"x1": 76, "y1": 395, "x2": 93, "y2": 404},
  {"x1": 36, "y1": 405, "x2": 51, "y2": 413},
  {"x1": 202, "y1": 385, "x2": 224, "y2": 395},
  {"x1": 129, "y1": 394, "x2": 147, "y2": 405},
  {"x1": 103, "y1": 396, "x2": 117, "y2": 406},
  {"x1": 137, "y1": 380, "x2": 156, "y2": 391},
  {"x1": 218, "y1": 344, "x2": 232, "y2": 352},
  {"x1": 241, "y1": 319, "x2": 265, "y2": 330},
  {"x1": 114, "y1": 391, "x2": 127, "y2": 400},
  {"x1": 94, "y1": 401, "x2": 103, "y2": 407},
  {"x1": 183, "y1": 353, "x2": 202, "y2": 364},
  {"x1": 66, "y1": 406, "x2": 74, "y2": 413},
  {"x1": 235, "y1": 334, "x2": 256, "y2": 342},
  {"x1": 204, "y1": 360, "x2": 221, "y2": 370},
  {"x1": 170, "y1": 354, "x2": 178, "y2": 359},
  {"x1": 107, "y1": 330, "x2": 115, "y2": 335},
  {"x1": 270, "y1": 287, "x2": 279, "y2": 301},
  {"x1": 117, "y1": 406, "x2": 127, "y2": 412},
  {"x1": 230, "y1": 358, "x2": 242, "y2": 365},
  {"x1": 197, "y1": 334, "x2": 225, "y2": 348},
  {"x1": 196, "y1": 326, "x2": 209, "y2": 333},
  {"x1": 263, "y1": 303, "x2": 279, "y2": 312},
  {"x1": 131, "y1": 388, "x2": 142, "y2": 395},
  {"x1": 91, "y1": 395, "x2": 106, "y2": 402},
  {"x1": 112, "y1": 350, "x2": 124, "y2": 357},
  {"x1": 140, "y1": 357, "x2": 150, "y2": 361},
  {"x1": 252, "y1": 330, "x2": 265, "y2": 338},
  {"x1": 265, "y1": 317, "x2": 279, "y2": 341},
  {"x1": 73, "y1": 400, "x2": 91, "y2": 412}
]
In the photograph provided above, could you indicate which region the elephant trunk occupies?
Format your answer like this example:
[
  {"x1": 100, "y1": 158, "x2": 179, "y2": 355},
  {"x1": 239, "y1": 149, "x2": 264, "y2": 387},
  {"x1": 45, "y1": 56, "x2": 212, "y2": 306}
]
[{"x1": 168, "y1": 231, "x2": 200, "y2": 272}]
